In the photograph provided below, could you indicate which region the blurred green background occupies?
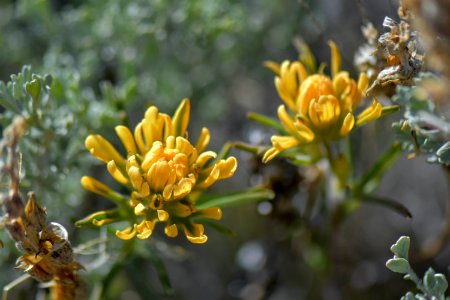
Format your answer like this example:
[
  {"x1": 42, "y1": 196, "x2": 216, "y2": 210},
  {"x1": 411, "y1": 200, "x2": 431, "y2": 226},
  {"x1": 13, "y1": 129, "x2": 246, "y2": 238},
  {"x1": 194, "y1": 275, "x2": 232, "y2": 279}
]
[{"x1": 0, "y1": 0, "x2": 448, "y2": 299}]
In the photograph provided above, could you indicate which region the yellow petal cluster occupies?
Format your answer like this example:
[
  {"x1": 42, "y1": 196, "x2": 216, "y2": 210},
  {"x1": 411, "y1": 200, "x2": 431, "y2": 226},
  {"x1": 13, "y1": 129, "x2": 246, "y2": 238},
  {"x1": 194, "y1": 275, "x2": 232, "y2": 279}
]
[
  {"x1": 82, "y1": 99, "x2": 237, "y2": 244},
  {"x1": 263, "y1": 41, "x2": 383, "y2": 163}
]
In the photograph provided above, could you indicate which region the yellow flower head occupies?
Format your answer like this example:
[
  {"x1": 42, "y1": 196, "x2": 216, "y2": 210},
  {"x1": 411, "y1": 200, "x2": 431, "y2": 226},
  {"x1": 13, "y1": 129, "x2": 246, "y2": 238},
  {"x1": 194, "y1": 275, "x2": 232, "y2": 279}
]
[
  {"x1": 263, "y1": 41, "x2": 384, "y2": 163},
  {"x1": 81, "y1": 99, "x2": 237, "y2": 244}
]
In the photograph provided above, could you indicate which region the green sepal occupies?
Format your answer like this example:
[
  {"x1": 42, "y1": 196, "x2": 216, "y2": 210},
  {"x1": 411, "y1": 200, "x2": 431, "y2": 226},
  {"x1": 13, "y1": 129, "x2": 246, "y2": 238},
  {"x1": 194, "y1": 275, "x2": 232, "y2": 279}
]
[
  {"x1": 172, "y1": 98, "x2": 190, "y2": 137},
  {"x1": 75, "y1": 209, "x2": 123, "y2": 227},
  {"x1": 381, "y1": 105, "x2": 400, "y2": 117}
]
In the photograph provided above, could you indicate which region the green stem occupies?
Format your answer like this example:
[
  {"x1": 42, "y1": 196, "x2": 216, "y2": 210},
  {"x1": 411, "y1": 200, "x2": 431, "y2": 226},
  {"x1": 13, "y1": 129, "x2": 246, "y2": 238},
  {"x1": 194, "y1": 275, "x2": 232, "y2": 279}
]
[{"x1": 345, "y1": 135, "x2": 354, "y2": 185}]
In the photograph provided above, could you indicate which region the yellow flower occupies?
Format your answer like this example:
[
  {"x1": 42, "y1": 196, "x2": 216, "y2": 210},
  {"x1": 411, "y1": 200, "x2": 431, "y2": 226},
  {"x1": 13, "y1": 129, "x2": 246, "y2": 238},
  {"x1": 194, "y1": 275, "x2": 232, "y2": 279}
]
[
  {"x1": 81, "y1": 99, "x2": 237, "y2": 244},
  {"x1": 263, "y1": 41, "x2": 384, "y2": 163}
]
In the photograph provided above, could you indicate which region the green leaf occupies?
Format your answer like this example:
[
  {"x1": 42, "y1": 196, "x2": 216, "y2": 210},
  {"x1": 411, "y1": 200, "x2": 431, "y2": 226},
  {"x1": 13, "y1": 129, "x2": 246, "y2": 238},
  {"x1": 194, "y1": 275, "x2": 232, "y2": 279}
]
[
  {"x1": 424, "y1": 268, "x2": 448, "y2": 296},
  {"x1": 196, "y1": 187, "x2": 275, "y2": 210},
  {"x1": 353, "y1": 142, "x2": 403, "y2": 195},
  {"x1": 402, "y1": 292, "x2": 416, "y2": 300},
  {"x1": 362, "y1": 195, "x2": 412, "y2": 218},
  {"x1": 247, "y1": 112, "x2": 288, "y2": 135},
  {"x1": 386, "y1": 258, "x2": 410, "y2": 274},
  {"x1": 424, "y1": 268, "x2": 436, "y2": 291},
  {"x1": 432, "y1": 274, "x2": 449, "y2": 295},
  {"x1": 390, "y1": 236, "x2": 411, "y2": 259},
  {"x1": 25, "y1": 78, "x2": 41, "y2": 110}
]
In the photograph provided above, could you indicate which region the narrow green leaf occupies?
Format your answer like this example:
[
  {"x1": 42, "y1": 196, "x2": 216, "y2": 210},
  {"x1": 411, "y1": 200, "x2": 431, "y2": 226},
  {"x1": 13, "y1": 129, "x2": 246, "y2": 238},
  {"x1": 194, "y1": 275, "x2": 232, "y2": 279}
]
[
  {"x1": 386, "y1": 258, "x2": 410, "y2": 274},
  {"x1": 247, "y1": 112, "x2": 288, "y2": 135},
  {"x1": 200, "y1": 219, "x2": 236, "y2": 236},
  {"x1": 196, "y1": 187, "x2": 275, "y2": 210},
  {"x1": 362, "y1": 195, "x2": 412, "y2": 218},
  {"x1": 353, "y1": 142, "x2": 403, "y2": 195},
  {"x1": 146, "y1": 252, "x2": 174, "y2": 296},
  {"x1": 390, "y1": 236, "x2": 411, "y2": 259}
]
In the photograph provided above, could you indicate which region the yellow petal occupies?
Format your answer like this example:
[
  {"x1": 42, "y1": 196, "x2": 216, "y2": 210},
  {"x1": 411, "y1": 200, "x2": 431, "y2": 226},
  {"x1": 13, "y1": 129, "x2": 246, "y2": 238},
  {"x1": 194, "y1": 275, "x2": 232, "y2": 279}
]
[
  {"x1": 262, "y1": 147, "x2": 280, "y2": 163},
  {"x1": 198, "y1": 208, "x2": 222, "y2": 220},
  {"x1": 81, "y1": 176, "x2": 114, "y2": 198},
  {"x1": 292, "y1": 61, "x2": 308, "y2": 83},
  {"x1": 115, "y1": 125, "x2": 137, "y2": 154},
  {"x1": 339, "y1": 113, "x2": 355, "y2": 136},
  {"x1": 134, "y1": 123, "x2": 146, "y2": 154},
  {"x1": 172, "y1": 177, "x2": 193, "y2": 199},
  {"x1": 197, "y1": 164, "x2": 220, "y2": 189},
  {"x1": 107, "y1": 160, "x2": 129, "y2": 185},
  {"x1": 147, "y1": 161, "x2": 170, "y2": 192},
  {"x1": 263, "y1": 60, "x2": 281, "y2": 75},
  {"x1": 92, "y1": 219, "x2": 114, "y2": 226},
  {"x1": 165, "y1": 135, "x2": 175, "y2": 149},
  {"x1": 356, "y1": 99, "x2": 382, "y2": 126},
  {"x1": 358, "y1": 72, "x2": 369, "y2": 95},
  {"x1": 141, "y1": 141, "x2": 164, "y2": 171},
  {"x1": 217, "y1": 157, "x2": 238, "y2": 180},
  {"x1": 195, "y1": 127, "x2": 211, "y2": 154},
  {"x1": 163, "y1": 184, "x2": 174, "y2": 200},
  {"x1": 136, "y1": 220, "x2": 155, "y2": 239},
  {"x1": 134, "y1": 203, "x2": 146, "y2": 216},
  {"x1": 85, "y1": 135, "x2": 124, "y2": 165},
  {"x1": 275, "y1": 77, "x2": 296, "y2": 111},
  {"x1": 284, "y1": 62, "x2": 299, "y2": 99},
  {"x1": 140, "y1": 182, "x2": 150, "y2": 197},
  {"x1": 172, "y1": 98, "x2": 190, "y2": 137},
  {"x1": 116, "y1": 225, "x2": 137, "y2": 240},
  {"x1": 157, "y1": 209, "x2": 169, "y2": 222},
  {"x1": 183, "y1": 223, "x2": 207, "y2": 244},
  {"x1": 176, "y1": 137, "x2": 195, "y2": 157},
  {"x1": 271, "y1": 135, "x2": 300, "y2": 151},
  {"x1": 293, "y1": 120, "x2": 315, "y2": 142},
  {"x1": 128, "y1": 166, "x2": 143, "y2": 190},
  {"x1": 196, "y1": 151, "x2": 217, "y2": 168},
  {"x1": 165, "y1": 224, "x2": 178, "y2": 237},
  {"x1": 277, "y1": 105, "x2": 299, "y2": 136},
  {"x1": 328, "y1": 40, "x2": 341, "y2": 78}
]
